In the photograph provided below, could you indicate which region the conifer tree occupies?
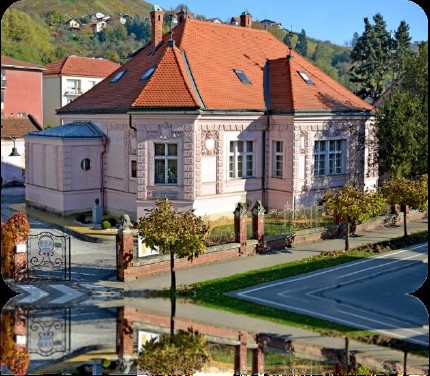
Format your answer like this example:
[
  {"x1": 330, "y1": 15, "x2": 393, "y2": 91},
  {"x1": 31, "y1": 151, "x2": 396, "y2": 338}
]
[
  {"x1": 295, "y1": 29, "x2": 308, "y2": 57},
  {"x1": 349, "y1": 13, "x2": 392, "y2": 102}
]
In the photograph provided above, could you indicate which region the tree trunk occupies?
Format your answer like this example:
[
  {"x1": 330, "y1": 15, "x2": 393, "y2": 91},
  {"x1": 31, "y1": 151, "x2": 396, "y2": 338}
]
[
  {"x1": 403, "y1": 210, "x2": 408, "y2": 237},
  {"x1": 170, "y1": 250, "x2": 176, "y2": 294},
  {"x1": 170, "y1": 293, "x2": 176, "y2": 338},
  {"x1": 345, "y1": 221, "x2": 350, "y2": 251}
]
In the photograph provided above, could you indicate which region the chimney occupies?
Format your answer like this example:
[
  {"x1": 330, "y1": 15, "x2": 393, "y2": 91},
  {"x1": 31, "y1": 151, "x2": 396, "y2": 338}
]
[
  {"x1": 177, "y1": 6, "x2": 193, "y2": 24},
  {"x1": 150, "y1": 5, "x2": 164, "y2": 48},
  {"x1": 240, "y1": 10, "x2": 252, "y2": 28}
]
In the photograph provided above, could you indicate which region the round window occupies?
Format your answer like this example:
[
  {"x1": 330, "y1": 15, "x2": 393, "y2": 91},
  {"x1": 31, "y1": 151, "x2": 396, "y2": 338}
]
[{"x1": 81, "y1": 158, "x2": 91, "y2": 171}]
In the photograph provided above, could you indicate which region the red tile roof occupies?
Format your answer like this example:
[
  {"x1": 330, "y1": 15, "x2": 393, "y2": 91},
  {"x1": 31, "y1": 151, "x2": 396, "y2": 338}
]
[
  {"x1": 1, "y1": 56, "x2": 44, "y2": 70},
  {"x1": 58, "y1": 19, "x2": 373, "y2": 114},
  {"x1": 1, "y1": 117, "x2": 42, "y2": 138},
  {"x1": 44, "y1": 55, "x2": 120, "y2": 77}
]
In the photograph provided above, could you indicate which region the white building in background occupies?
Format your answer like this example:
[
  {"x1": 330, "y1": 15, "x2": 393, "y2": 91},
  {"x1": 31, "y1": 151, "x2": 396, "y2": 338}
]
[{"x1": 42, "y1": 56, "x2": 120, "y2": 127}]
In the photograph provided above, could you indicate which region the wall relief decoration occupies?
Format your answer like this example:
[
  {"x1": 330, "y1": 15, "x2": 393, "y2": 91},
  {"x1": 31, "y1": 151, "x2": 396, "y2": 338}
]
[{"x1": 202, "y1": 130, "x2": 219, "y2": 155}]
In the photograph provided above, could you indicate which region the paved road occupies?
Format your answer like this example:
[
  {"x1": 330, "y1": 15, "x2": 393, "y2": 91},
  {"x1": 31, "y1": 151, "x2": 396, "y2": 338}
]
[{"x1": 230, "y1": 243, "x2": 429, "y2": 346}]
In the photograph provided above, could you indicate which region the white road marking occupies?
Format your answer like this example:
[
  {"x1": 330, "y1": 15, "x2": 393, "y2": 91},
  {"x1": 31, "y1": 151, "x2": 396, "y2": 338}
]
[
  {"x1": 49, "y1": 284, "x2": 84, "y2": 304},
  {"x1": 16, "y1": 285, "x2": 49, "y2": 303},
  {"x1": 238, "y1": 244, "x2": 428, "y2": 295}
]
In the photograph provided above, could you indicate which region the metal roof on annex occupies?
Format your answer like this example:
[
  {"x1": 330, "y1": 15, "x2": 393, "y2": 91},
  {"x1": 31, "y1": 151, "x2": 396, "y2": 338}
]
[{"x1": 26, "y1": 121, "x2": 106, "y2": 139}]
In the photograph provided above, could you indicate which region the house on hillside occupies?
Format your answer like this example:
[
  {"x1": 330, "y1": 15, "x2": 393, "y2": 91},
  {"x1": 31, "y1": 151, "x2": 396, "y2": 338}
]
[
  {"x1": 42, "y1": 56, "x2": 120, "y2": 126},
  {"x1": 66, "y1": 18, "x2": 81, "y2": 30},
  {"x1": 25, "y1": 7, "x2": 378, "y2": 220}
]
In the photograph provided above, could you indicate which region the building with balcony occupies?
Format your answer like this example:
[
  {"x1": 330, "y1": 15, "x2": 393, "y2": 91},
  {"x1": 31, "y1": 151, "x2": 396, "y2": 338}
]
[{"x1": 42, "y1": 56, "x2": 120, "y2": 127}]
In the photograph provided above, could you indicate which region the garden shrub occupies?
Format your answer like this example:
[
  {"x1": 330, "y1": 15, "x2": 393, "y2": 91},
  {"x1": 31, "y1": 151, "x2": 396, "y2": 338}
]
[{"x1": 101, "y1": 220, "x2": 111, "y2": 230}]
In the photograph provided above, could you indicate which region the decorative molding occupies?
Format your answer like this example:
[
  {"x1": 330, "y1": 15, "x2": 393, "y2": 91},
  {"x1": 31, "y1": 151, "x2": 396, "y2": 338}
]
[{"x1": 201, "y1": 130, "x2": 219, "y2": 155}]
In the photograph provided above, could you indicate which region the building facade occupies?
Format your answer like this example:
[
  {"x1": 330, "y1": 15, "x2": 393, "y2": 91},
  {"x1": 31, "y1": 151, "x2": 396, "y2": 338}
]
[
  {"x1": 25, "y1": 7, "x2": 378, "y2": 220},
  {"x1": 42, "y1": 56, "x2": 120, "y2": 127}
]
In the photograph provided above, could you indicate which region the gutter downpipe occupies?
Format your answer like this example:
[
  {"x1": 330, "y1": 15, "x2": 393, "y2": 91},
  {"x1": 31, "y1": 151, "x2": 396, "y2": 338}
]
[
  {"x1": 101, "y1": 136, "x2": 107, "y2": 215},
  {"x1": 262, "y1": 60, "x2": 270, "y2": 210}
]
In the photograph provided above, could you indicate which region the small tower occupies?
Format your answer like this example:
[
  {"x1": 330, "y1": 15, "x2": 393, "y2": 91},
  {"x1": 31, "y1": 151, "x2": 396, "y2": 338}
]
[
  {"x1": 240, "y1": 10, "x2": 252, "y2": 28},
  {"x1": 150, "y1": 5, "x2": 164, "y2": 48}
]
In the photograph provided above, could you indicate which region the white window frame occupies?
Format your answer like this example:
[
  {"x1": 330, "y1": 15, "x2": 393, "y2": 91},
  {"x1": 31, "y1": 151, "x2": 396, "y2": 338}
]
[
  {"x1": 66, "y1": 79, "x2": 81, "y2": 94},
  {"x1": 229, "y1": 141, "x2": 255, "y2": 179},
  {"x1": 313, "y1": 139, "x2": 344, "y2": 176},
  {"x1": 154, "y1": 143, "x2": 178, "y2": 185},
  {"x1": 272, "y1": 140, "x2": 283, "y2": 178}
]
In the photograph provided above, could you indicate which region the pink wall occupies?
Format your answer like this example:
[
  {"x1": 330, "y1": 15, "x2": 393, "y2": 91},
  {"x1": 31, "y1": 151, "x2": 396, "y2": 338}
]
[{"x1": 3, "y1": 68, "x2": 43, "y2": 123}]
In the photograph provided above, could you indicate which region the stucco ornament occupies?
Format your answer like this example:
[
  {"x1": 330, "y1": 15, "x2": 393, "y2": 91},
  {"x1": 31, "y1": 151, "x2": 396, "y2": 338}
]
[
  {"x1": 202, "y1": 130, "x2": 219, "y2": 155},
  {"x1": 233, "y1": 202, "x2": 248, "y2": 218},
  {"x1": 251, "y1": 200, "x2": 265, "y2": 216},
  {"x1": 118, "y1": 214, "x2": 133, "y2": 231}
]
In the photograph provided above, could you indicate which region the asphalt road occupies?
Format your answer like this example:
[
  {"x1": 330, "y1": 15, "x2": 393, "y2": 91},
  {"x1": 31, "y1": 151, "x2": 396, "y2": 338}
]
[{"x1": 230, "y1": 242, "x2": 429, "y2": 346}]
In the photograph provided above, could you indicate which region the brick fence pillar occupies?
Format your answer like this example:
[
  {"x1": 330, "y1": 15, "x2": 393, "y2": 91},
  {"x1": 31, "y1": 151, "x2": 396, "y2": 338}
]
[
  {"x1": 234, "y1": 332, "x2": 247, "y2": 374},
  {"x1": 117, "y1": 307, "x2": 134, "y2": 358},
  {"x1": 251, "y1": 200, "x2": 265, "y2": 252},
  {"x1": 252, "y1": 334, "x2": 265, "y2": 374},
  {"x1": 233, "y1": 203, "x2": 248, "y2": 255},
  {"x1": 117, "y1": 228, "x2": 134, "y2": 282}
]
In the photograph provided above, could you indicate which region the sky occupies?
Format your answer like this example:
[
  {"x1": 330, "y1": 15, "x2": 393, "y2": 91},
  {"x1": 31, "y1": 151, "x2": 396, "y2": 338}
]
[{"x1": 156, "y1": 0, "x2": 428, "y2": 46}]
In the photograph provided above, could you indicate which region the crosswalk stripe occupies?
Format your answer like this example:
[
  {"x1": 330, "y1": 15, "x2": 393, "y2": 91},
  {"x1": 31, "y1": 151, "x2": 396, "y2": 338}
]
[
  {"x1": 49, "y1": 284, "x2": 84, "y2": 304},
  {"x1": 16, "y1": 285, "x2": 50, "y2": 303}
]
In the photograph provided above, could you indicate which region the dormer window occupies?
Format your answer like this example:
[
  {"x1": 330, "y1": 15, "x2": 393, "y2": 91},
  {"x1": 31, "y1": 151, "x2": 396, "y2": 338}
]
[
  {"x1": 141, "y1": 67, "x2": 155, "y2": 80},
  {"x1": 234, "y1": 69, "x2": 251, "y2": 84},
  {"x1": 298, "y1": 71, "x2": 314, "y2": 86},
  {"x1": 110, "y1": 70, "x2": 126, "y2": 83}
]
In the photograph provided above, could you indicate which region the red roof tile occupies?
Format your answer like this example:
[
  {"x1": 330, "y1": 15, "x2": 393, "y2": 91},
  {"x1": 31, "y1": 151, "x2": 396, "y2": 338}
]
[
  {"x1": 44, "y1": 55, "x2": 120, "y2": 77},
  {"x1": 1, "y1": 56, "x2": 44, "y2": 70},
  {"x1": 1, "y1": 117, "x2": 42, "y2": 138},
  {"x1": 59, "y1": 19, "x2": 373, "y2": 114}
]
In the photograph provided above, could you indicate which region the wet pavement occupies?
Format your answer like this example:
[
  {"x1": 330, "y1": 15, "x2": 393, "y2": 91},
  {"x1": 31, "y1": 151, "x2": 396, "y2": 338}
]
[{"x1": 1, "y1": 186, "x2": 429, "y2": 375}]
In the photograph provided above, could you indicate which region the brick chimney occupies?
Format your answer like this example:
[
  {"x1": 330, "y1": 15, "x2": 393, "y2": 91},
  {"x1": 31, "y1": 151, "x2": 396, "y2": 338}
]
[
  {"x1": 150, "y1": 5, "x2": 164, "y2": 48},
  {"x1": 177, "y1": 6, "x2": 193, "y2": 24},
  {"x1": 240, "y1": 10, "x2": 252, "y2": 27}
]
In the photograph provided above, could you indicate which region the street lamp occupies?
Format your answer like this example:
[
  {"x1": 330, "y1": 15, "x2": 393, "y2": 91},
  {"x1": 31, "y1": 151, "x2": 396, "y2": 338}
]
[{"x1": 5, "y1": 136, "x2": 20, "y2": 156}]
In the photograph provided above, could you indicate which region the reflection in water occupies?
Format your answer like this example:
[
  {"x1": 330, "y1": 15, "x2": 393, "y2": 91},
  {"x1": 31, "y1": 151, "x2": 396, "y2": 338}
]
[{"x1": 0, "y1": 298, "x2": 419, "y2": 375}]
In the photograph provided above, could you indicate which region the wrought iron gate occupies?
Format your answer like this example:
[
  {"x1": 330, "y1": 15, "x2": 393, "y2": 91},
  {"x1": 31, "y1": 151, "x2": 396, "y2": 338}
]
[
  {"x1": 27, "y1": 307, "x2": 71, "y2": 358},
  {"x1": 27, "y1": 232, "x2": 71, "y2": 280}
]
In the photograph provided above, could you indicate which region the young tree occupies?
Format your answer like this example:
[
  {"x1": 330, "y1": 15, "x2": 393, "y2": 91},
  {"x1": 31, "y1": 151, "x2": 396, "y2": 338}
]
[
  {"x1": 382, "y1": 175, "x2": 428, "y2": 237},
  {"x1": 295, "y1": 29, "x2": 308, "y2": 57},
  {"x1": 323, "y1": 186, "x2": 386, "y2": 250},
  {"x1": 138, "y1": 328, "x2": 209, "y2": 375},
  {"x1": 349, "y1": 13, "x2": 392, "y2": 102},
  {"x1": 137, "y1": 198, "x2": 209, "y2": 293}
]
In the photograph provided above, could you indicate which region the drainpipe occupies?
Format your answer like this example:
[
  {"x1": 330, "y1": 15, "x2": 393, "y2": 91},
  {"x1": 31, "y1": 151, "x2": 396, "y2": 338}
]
[
  {"x1": 262, "y1": 113, "x2": 269, "y2": 209},
  {"x1": 101, "y1": 136, "x2": 107, "y2": 214}
]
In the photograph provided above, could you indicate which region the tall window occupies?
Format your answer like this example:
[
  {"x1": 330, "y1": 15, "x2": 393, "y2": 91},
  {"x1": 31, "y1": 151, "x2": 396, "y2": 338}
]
[
  {"x1": 272, "y1": 141, "x2": 283, "y2": 178},
  {"x1": 314, "y1": 140, "x2": 344, "y2": 176},
  {"x1": 154, "y1": 143, "x2": 178, "y2": 184},
  {"x1": 229, "y1": 141, "x2": 254, "y2": 178}
]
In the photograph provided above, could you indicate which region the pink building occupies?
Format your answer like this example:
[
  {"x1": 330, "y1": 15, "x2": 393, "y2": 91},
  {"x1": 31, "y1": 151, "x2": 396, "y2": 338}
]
[
  {"x1": 25, "y1": 6, "x2": 378, "y2": 220},
  {"x1": 1, "y1": 56, "x2": 44, "y2": 122},
  {"x1": 1, "y1": 56, "x2": 44, "y2": 186}
]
